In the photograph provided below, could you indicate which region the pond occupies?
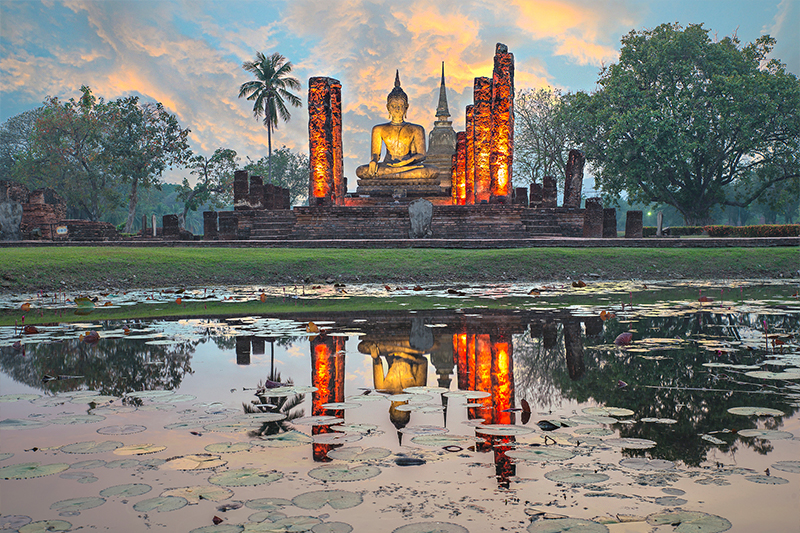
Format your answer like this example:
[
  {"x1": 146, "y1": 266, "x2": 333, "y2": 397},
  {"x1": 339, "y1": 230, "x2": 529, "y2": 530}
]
[{"x1": 1, "y1": 281, "x2": 799, "y2": 532}]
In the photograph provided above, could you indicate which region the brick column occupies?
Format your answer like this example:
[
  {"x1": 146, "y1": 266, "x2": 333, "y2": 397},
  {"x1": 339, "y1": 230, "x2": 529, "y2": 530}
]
[
  {"x1": 529, "y1": 183, "x2": 543, "y2": 208},
  {"x1": 542, "y1": 176, "x2": 557, "y2": 207},
  {"x1": 233, "y1": 170, "x2": 249, "y2": 211},
  {"x1": 625, "y1": 210, "x2": 643, "y2": 238},
  {"x1": 490, "y1": 43, "x2": 514, "y2": 202},
  {"x1": 453, "y1": 131, "x2": 467, "y2": 205},
  {"x1": 582, "y1": 197, "x2": 603, "y2": 238},
  {"x1": 473, "y1": 77, "x2": 493, "y2": 204},
  {"x1": 602, "y1": 208, "x2": 617, "y2": 238},
  {"x1": 563, "y1": 149, "x2": 584, "y2": 208},
  {"x1": 465, "y1": 105, "x2": 475, "y2": 204},
  {"x1": 308, "y1": 77, "x2": 343, "y2": 206}
]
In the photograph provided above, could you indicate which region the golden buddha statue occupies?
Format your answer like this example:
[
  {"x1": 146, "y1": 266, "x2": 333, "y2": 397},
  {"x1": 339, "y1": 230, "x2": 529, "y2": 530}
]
[{"x1": 355, "y1": 71, "x2": 439, "y2": 181}]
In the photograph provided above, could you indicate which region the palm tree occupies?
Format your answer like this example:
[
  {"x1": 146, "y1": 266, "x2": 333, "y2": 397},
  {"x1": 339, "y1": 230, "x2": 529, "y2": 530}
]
[{"x1": 238, "y1": 52, "x2": 302, "y2": 182}]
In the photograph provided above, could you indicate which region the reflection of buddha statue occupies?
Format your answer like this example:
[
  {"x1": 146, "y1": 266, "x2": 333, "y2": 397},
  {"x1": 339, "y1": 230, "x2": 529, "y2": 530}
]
[{"x1": 355, "y1": 72, "x2": 439, "y2": 182}]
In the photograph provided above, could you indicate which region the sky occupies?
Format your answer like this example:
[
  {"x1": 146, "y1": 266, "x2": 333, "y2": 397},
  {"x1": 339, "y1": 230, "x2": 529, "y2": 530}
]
[{"x1": 1, "y1": 0, "x2": 798, "y2": 187}]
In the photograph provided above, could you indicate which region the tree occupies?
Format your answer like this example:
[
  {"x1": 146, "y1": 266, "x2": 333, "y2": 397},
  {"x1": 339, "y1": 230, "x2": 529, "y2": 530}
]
[
  {"x1": 0, "y1": 108, "x2": 42, "y2": 182},
  {"x1": 238, "y1": 52, "x2": 302, "y2": 183},
  {"x1": 177, "y1": 148, "x2": 238, "y2": 228},
  {"x1": 513, "y1": 87, "x2": 576, "y2": 187},
  {"x1": 106, "y1": 97, "x2": 191, "y2": 233},
  {"x1": 572, "y1": 24, "x2": 800, "y2": 225},
  {"x1": 243, "y1": 145, "x2": 309, "y2": 206}
]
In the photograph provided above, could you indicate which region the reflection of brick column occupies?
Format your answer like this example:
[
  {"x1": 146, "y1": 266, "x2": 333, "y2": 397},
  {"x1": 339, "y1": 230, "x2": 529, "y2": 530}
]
[
  {"x1": 563, "y1": 321, "x2": 585, "y2": 381},
  {"x1": 465, "y1": 105, "x2": 475, "y2": 204},
  {"x1": 453, "y1": 132, "x2": 467, "y2": 205},
  {"x1": 473, "y1": 77, "x2": 493, "y2": 204},
  {"x1": 563, "y1": 149, "x2": 584, "y2": 208},
  {"x1": 490, "y1": 43, "x2": 514, "y2": 202},
  {"x1": 310, "y1": 334, "x2": 345, "y2": 462},
  {"x1": 308, "y1": 77, "x2": 343, "y2": 206}
]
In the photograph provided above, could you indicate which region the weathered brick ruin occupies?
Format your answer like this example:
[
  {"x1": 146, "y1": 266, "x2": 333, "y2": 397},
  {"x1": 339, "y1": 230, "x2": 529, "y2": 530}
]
[{"x1": 308, "y1": 77, "x2": 344, "y2": 206}]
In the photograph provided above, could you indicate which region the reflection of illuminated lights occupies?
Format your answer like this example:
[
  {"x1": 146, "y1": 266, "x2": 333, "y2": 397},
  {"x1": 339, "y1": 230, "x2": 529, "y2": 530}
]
[
  {"x1": 492, "y1": 341, "x2": 513, "y2": 425},
  {"x1": 310, "y1": 336, "x2": 345, "y2": 462},
  {"x1": 308, "y1": 77, "x2": 343, "y2": 206},
  {"x1": 476, "y1": 334, "x2": 492, "y2": 413},
  {"x1": 465, "y1": 105, "x2": 475, "y2": 204},
  {"x1": 453, "y1": 332, "x2": 514, "y2": 425},
  {"x1": 473, "y1": 77, "x2": 493, "y2": 204}
]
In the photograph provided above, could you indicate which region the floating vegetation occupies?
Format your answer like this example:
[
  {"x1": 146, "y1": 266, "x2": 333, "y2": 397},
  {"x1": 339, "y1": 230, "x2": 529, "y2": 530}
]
[
  {"x1": 727, "y1": 407, "x2": 785, "y2": 416},
  {"x1": 744, "y1": 475, "x2": 789, "y2": 484},
  {"x1": 573, "y1": 427, "x2": 613, "y2": 436},
  {"x1": 335, "y1": 423, "x2": 379, "y2": 434},
  {"x1": 582, "y1": 407, "x2": 634, "y2": 417},
  {"x1": 313, "y1": 432, "x2": 362, "y2": 444},
  {"x1": 645, "y1": 510, "x2": 731, "y2": 533},
  {"x1": 99, "y1": 483, "x2": 152, "y2": 497},
  {"x1": 443, "y1": 390, "x2": 491, "y2": 399},
  {"x1": 605, "y1": 438, "x2": 657, "y2": 449},
  {"x1": 49, "y1": 496, "x2": 105, "y2": 513},
  {"x1": 50, "y1": 414, "x2": 106, "y2": 425},
  {"x1": 60, "y1": 440, "x2": 122, "y2": 454},
  {"x1": 189, "y1": 526, "x2": 243, "y2": 533},
  {"x1": 253, "y1": 516, "x2": 322, "y2": 531},
  {"x1": 391, "y1": 522, "x2": 469, "y2": 533},
  {"x1": 410, "y1": 435, "x2": 476, "y2": 448},
  {"x1": 0, "y1": 393, "x2": 40, "y2": 402},
  {"x1": 326, "y1": 447, "x2": 391, "y2": 462},
  {"x1": 0, "y1": 516, "x2": 31, "y2": 529},
  {"x1": 163, "y1": 454, "x2": 227, "y2": 470},
  {"x1": 0, "y1": 418, "x2": 49, "y2": 430},
  {"x1": 292, "y1": 489, "x2": 363, "y2": 510},
  {"x1": 291, "y1": 415, "x2": 344, "y2": 426},
  {"x1": 655, "y1": 496, "x2": 688, "y2": 506},
  {"x1": 252, "y1": 430, "x2": 313, "y2": 448},
  {"x1": 395, "y1": 457, "x2": 426, "y2": 466},
  {"x1": 399, "y1": 425, "x2": 449, "y2": 436},
  {"x1": 544, "y1": 469, "x2": 610, "y2": 484},
  {"x1": 132, "y1": 496, "x2": 188, "y2": 512},
  {"x1": 113, "y1": 443, "x2": 166, "y2": 455},
  {"x1": 310, "y1": 522, "x2": 353, "y2": 533},
  {"x1": 771, "y1": 461, "x2": 800, "y2": 474},
  {"x1": 475, "y1": 424, "x2": 535, "y2": 436},
  {"x1": 0, "y1": 462, "x2": 69, "y2": 479},
  {"x1": 245, "y1": 498, "x2": 293, "y2": 511},
  {"x1": 320, "y1": 402, "x2": 362, "y2": 410},
  {"x1": 17, "y1": 520, "x2": 72, "y2": 533},
  {"x1": 162, "y1": 485, "x2": 233, "y2": 504},
  {"x1": 205, "y1": 442, "x2": 253, "y2": 454},
  {"x1": 640, "y1": 417, "x2": 677, "y2": 424},
  {"x1": 506, "y1": 448, "x2": 577, "y2": 462},
  {"x1": 619, "y1": 458, "x2": 676, "y2": 471},
  {"x1": 209, "y1": 468, "x2": 283, "y2": 487},
  {"x1": 308, "y1": 464, "x2": 381, "y2": 482},
  {"x1": 526, "y1": 517, "x2": 609, "y2": 532},
  {"x1": 737, "y1": 429, "x2": 793, "y2": 440}
]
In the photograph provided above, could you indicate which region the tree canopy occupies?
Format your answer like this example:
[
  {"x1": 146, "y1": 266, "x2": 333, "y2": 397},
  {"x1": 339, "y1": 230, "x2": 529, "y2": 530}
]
[
  {"x1": 177, "y1": 148, "x2": 239, "y2": 227},
  {"x1": 243, "y1": 145, "x2": 310, "y2": 206},
  {"x1": 571, "y1": 23, "x2": 800, "y2": 225}
]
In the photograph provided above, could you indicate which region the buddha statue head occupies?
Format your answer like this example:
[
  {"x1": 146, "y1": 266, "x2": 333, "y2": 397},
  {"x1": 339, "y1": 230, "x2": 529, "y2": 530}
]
[{"x1": 387, "y1": 70, "x2": 408, "y2": 123}]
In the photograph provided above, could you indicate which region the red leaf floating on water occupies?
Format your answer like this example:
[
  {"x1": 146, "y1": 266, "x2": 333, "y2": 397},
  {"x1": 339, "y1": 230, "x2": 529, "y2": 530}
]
[
  {"x1": 259, "y1": 293, "x2": 267, "y2": 303},
  {"x1": 615, "y1": 332, "x2": 633, "y2": 346},
  {"x1": 20, "y1": 302, "x2": 31, "y2": 311},
  {"x1": 83, "y1": 330, "x2": 100, "y2": 343},
  {"x1": 24, "y1": 325, "x2": 39, "y2": 334},
  {"x1": 698, "y1": 296, "x2": 714, "y2": 302},
  {"x1": 212, "y1": 516, "x2": 223, "y2": 525}
]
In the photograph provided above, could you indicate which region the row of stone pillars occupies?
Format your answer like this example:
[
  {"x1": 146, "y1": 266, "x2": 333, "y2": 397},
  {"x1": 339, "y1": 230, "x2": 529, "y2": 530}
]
[{"x1": 582, "y1": 199, "x2": 644, "y2": 238}]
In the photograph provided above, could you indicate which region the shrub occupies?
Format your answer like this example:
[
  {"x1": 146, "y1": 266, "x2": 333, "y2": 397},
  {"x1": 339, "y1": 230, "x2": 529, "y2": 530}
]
[{"x1": 704, "y1": 224, "x2": 800, "y2": 237}]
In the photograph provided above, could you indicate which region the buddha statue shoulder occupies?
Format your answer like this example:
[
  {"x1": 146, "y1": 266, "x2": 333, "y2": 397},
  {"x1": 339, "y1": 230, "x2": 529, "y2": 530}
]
[{"x1": 355, "y1": 71, "x2": 439, "y2": 181}]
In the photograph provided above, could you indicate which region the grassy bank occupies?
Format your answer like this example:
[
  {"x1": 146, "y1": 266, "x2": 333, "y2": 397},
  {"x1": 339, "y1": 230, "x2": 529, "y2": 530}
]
[{"x1": 0, "y1": 246, "x2": 797, "y2": 293}]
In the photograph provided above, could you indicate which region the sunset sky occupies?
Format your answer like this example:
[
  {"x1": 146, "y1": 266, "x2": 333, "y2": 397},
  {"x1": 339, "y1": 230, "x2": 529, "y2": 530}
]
[{"x1": 1, "y1": 0, "x2": 797, "y2": 186}]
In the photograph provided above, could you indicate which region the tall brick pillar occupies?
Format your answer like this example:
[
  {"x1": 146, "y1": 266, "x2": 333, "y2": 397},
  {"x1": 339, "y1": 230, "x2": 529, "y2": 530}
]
[
  {"x1": 473, "y1": 77, "x2": 493, "y2": 204},
  {"x1": 490, "y1": 43, "x2": 514, "y2": 203},
  {"x1": 582, "y1": 197, "x2": 603, "y2": 238},
  {"x1": 563, "y1": 149, "x2": 584, "y2": 208},
  {"x1": 308, "y1": 77, "x2": 343, "y2": 206},
  {"x1": 465, "y1": 105, "x2": 475, "y2": 204},
  {"x1": 542, "y1": 176, "x2": 557, "y2": 207},
  {"x1": 233, "y1": 170, "x2": 249, "y2": 211},
  {"x1": 452, "y1": 131, "x2": 467, "y2": 205}
]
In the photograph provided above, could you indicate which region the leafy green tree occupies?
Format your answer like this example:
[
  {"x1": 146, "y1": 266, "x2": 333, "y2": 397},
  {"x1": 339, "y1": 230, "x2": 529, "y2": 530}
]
[
  {"x1": 571, "y1": 24, "x2": 800, "y2": 225},
  {"x1": 243, "y1": 145, "x2": 309, "y2": 206},
  {"x1": 513, "y1": 87, "x2": 576, "y2": 187},
  {"x1": 0, "y1": 108, "x2": 41, "y2": 182},
  {"x1": 106, "y1": 97, "x2": 191, "y2": 233},
  {"x1": 238, "y1": 52, "x2": 302, "y2": 183},
  {"x1": 177, "y1": 148, "x2": 238, "y2": 228}
]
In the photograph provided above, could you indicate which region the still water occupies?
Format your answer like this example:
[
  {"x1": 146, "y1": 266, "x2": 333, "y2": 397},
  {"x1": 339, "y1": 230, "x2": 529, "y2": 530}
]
[{"x1": 1, "y1": 285, "x2": 799, "y2": 532}]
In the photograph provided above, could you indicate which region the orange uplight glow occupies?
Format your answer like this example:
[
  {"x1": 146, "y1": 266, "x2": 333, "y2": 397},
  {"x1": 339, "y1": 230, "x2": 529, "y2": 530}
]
[
  {"x1": 310, "y1": 335, "x2": 345, "y2": 462},
  {"x1": 472, "y1": 77, "x2": 493, "y2": 204},
  {"x1": 465, "y1": 105, "x2": 475, "y2": 204},
  {"x1": 492, "y1": 341, "x2": 513, "y2": 425},
  {"x1": 308, "y1": 77, "x2": 343, "y2": 206},
  {"x1": 476, "y1": 334, "x2": 493, "y2": 412},
  {"x1": 490, "y1": 46, "x2": 514, "y2": 200},
  {"x1": 455, "y1": 131, "x2": 467, "y2": 205}
]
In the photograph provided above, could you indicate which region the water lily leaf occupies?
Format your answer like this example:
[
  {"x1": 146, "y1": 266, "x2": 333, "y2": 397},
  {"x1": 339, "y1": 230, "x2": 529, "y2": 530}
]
[
  {"x1": 0, "y1": 418, "x2": 49, "y2": 430},
  {"x1": 205, "y1": 442, "x2": 253, "y2": 453},
  {"x1": 18, "y1": 520, "x2": 72, "y2": 533},
  {"x1": 640, "y1": 418, "x2": 677, "y2": 424},
  {"x1": 100, "y1": 483, "x2": 152, "y2": 497},
  {"x1": 133, "y1": 496, "x2": 188, "y2": 512},
  {"x1": 326, "y1": 447, "x2": 391, "y2": 462},
  {"x1": 61, "y1": 440, "x2": 123, "y2": 454},
  {"x1": 291, "y1": 416, "x2": 344, "y2": 426},
  {"x1": 0, "y1": 462, "x2": 69, "y2": 479},
  {"x1": 701, "y1": 434, "x2": 726, "y2": 445},
  {"x1": 567, "y1": 415, "x2": 618, "y2": 425},
  {"x1": 308, "y1": 464, "x2": 381, "y2": 482},
  {"x1": 97, "y1": 424, "x2": 146, "y2": 435},
  {"x1": 321, "y1": 402, "x2": 362, "y2": 410},
  {"x1": 737, "y1": 429, "x2": 792, "y2": 440},
  {"x1": 71, "y1": 395, "x2": 118, "y2": 405},
  {"x1": 149, "y1": 393, "x2": 196, "y2": 403},
  {"x1": 0, "y1": 393, "x2": 40, "y2": 402},
  {"x1": 126, "y1": 390, "x2": 175, "y2": 399},
  {"x1": 771, "y1": 460, "x2": 800, "y2": 474},
  {"x1": 526, "y1": 517, "x2": 609, "y2": 532},
  {"x1": 619, "y1": 458, "x2": 675, "y2": 471},
  {"x1": 573, "y1": 427, "x2": 613, "y2": 436},
  {"x1": 506, "y1": 448, "x2": 577, "y2": 462},
  {"x1": 582, "y1": 407, "x2": 634, "y2": 417},
  {"x1": 50, "y1": 496, "x2": 105, "y2": 512},
  {"x1": 239, "y1": 413, "x2": 288, "y2": 422},
  {"x1": 311, "y1": 523, "x2": 353, "y2": 533},
  {"x1": 544, "y1": 469, "x2": 610, "y2": 484},
  {"x1": 389, "y1": 393, "x2": 433, "y2": 402},
  {"x1": 104, "y1": 459, "x2": 139, "y2": 469},
  {"x1": 164, "y1": 454, "x2": 227, "y2": 470},
  {"x1": 162, "y1": 485, "x2": 234, "y2": 504},
  {"x1": 0, "y1": 515, "x2": 31, "y2": 529},
  {"x1": 444, "y1": 390, "x2": 491, "y2": 399},
  {"x1": 646, "y1": 510, "x2": 731, "y2": 532},
  {"x1": 410, "y1": 435, "x2": 476, "y2": 447},
  {"x1": 252, "y1": 430, "x2": 313, "y2": 448},
  {"x1": 475, "y1": 424, "x2": 535, "y2": 436},
  {"x1": 391, "y1": 522, "x2": 470, "y2": 533},
  {"x1": 605, "y1": 438, "x2": 657, "y2": 449},
  {"x1": 0, "y1": 452, "x2": 13, "y2": 461},
  {"x1": 745, "y1": 370, "x2": 800, "y2": 380},
  {"x1": 744, "y1": 475, "x2": 789, "y2": 484},
  {"x1": 403, "y1": 386, "x2": 448, "y2": 394},
  {"x1": 244, "y1": 516, "x2": 322, "y2": 532},
  {"x1": 209, "y1": 468, "x2": 283, "y2": 487},
  {"x1": 113, "y1": 443, "x2": 166, "y2": 455},
  {"x1": 399, "y1": 425, "x2": 449, "y2": 436},
  {"x1": 312, "y1": 432, "x2": 362, "y2": 444},
  {"x1": 292, "y1": 489, "x2": 363, "y2": 510},
  {"x1": 245, "y1": 498, "x2": 293, "y2": 511},
  {"x1": 345, "y1": 395, "x2": 384, "y2": 403},
  {"x1": 655, "y1": 496, "x2": 688, "y2": 506},
  {"x1": 335, "y1": 423, "x2": 379, "y2": 434},
  {"x1": 51, "y1": 414, "x2": 106, "y2": 425},
  {"x1": 727, "y1": 407, "x2": 785, "y2": 416},
  {"x1": 189, "y1": 526, "x2": 244, "y2": 533}
]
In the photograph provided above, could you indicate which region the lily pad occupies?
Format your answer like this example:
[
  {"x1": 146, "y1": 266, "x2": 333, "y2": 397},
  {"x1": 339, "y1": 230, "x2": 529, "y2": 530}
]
[
  {"x1": 245, "y1": 516, "x2": 322, "y2": 532},
  {"x1": 321, "y1": 402, "x2": 362, "y2": 410},
  {"x1": 0, "y1": 515, "x2": 31, "y2": 529},
  {"x1": 104, "y1": 459, "x2": 139, "y2": 469},
  {"x1": 567, "y1": 415, "x2": 618, "y2": 425},
  {"x1": 582, "y1": 406, "x2": 634, "y2": 417},
  {"x1": 313, "y1": 432, "x2": 362, "y2": 444},
  {"x1": 209, "y1": 468, "x2": 283, "y2": 487},
  {"x1": 162, "y1": 485, "x2": 234, "y2": 504},
  {"x1": 506, "y1": 448, "x2": 577, "y2": 462},
  {"x1": 100, "y1": 483, "x2": 152, "y2": 497},
  {"x1": 399, "y1": 425, "x2": 449, "y2": 436},
  {"x1": 727, "y1": 407, "x2": 785, "y2": 416},
  {"x1": 164, "y1": 454, "x2": 227, "y2": 470},
  {"x1": 737, "y1": 429, "x2": 793, "y2": 440},
  {"x1": 619, "y1": 458, "x2": 675, "y2": 471},
  {"x1": 308, "y1": 464, "x2": 381, "y2": 482},
  {"x1": 133, "y1": 496, "x2": 188, "y2": 512},
  {"x1": 640, "y1": 418, "x2": 678, "y2": 424},
  {"x1": 0, "y1": 418, "x2": 49, "y2": 430},
  {"x1": 291, "y1": 415, "x2": 343, "y2": 426},
  {"x1": 655, "y1": 496, "x2": 688, "y2": 506},
  {"x1": 646, "y1": 510, "x2": 731, "y2": 532},
  {"x1": 335, "y1": 423, "x2": 379, "y2": 434},
  {"x1": 0, "y1": 393, "x2": 40, "y2": 402},
  {"x1": 475, "y1": 424, "x2": 535, "y2": 436},
  {"x1": 292, "y1": 489, "x2": 363, "y2": 510},
  {"x1": 190, "y1": 526, "x2": 244, "y2": 533},
  {"x1": 326, "y1": 447, "x2": 391, "y2": 462},
  {"x1": 443, "y1": 390, "x2": 491, "y2": 399},
  {"x1": 526, "y1": 518, "x2": 609, "y2": 532},
  {"x1": 51, "y1": 414, "x2": 106, "y2": 425},
  {"x1": 205, "y1": 442, "x2": 253, "y2": 453},
  {"x1": 311, "y1": 523, "x2": 353, "y2": 533},
  {"x1": 701, "y1": 434, "x2": 727, "y2": 445},
  {"x1": 404, "y1": 386, "x2": 449, "y2": 394},
  {"x1": 573, "y1": 427, "x2": 613, "y2": 436},
  {"x1": 410, "y1": 435, "x2": 476, "y2": 447},
  {"x1": 245, "y1": 497, "x2": 293, "y2": 511},
  {"x1": 97, "y1": 424, "x2": 146, "y2": 435},
  {"x1": 744, "y1": 475, "x2": 789, "y2": 484},
  {"x1": 544, "y1": 469, "x2": 610, "y2": 484},
  {"x1": 18, "y1": 520, "x2": 72, "y2": 533},
  {"x1": 771, "y1": 460, "x2": 800, "y2": 474},
  {"x1": 0, "y1": 462, "x2": 69, "y2": 479},
  {"x1": 0, "y1": 452, "x2": 13, "y2": 461},
  {"x1": 61, "y1": 440, "x2": 123, "y2": 454},
  {"x1": 391, "y1": 522, "x2": 469, "y2": 533},
  {"x1": 252, "y1": 430, "x2": 313, "y2": 448},
  {"x1": 605, "y1": 438, "x2": 657, "y2": 449},
  {"x1": 50, "y1": 496, "x2": 105, "y2": 513},
  {"x1": 114, "y1": 443, "x2": 166, "y2": 455}
]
